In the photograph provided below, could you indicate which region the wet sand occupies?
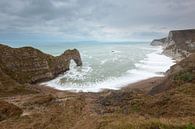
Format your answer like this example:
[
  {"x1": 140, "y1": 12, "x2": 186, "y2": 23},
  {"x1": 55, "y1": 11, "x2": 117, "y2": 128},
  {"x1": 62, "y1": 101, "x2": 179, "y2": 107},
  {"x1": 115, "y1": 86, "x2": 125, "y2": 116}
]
[{"x1": 123, "y1": 77, "x2": 164, "y2": 93}]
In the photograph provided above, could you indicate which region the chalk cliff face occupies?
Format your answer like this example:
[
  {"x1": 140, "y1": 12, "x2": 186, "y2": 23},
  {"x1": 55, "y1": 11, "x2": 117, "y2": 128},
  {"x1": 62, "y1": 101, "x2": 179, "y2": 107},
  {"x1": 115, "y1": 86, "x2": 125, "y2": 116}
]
[
  {"x1": 163, "y1": 29, "x2": 195, "y2": 60},
  {"x1": 0, "y1": 44, "x2": 82, "y2": 84},
  {"x1": 151, "y1": 29, "x2": 195, "y2": 60}
]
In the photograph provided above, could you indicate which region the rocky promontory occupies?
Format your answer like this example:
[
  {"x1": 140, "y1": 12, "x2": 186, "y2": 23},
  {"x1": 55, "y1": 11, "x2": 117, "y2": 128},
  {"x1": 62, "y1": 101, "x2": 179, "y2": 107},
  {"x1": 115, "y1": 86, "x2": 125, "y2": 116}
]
[
  {"x1": 0, "y1": 44, "x2": 82, "y2": 95},
  {"x1": 151, "y1": 29, "x2": 195, "y2": 60}
]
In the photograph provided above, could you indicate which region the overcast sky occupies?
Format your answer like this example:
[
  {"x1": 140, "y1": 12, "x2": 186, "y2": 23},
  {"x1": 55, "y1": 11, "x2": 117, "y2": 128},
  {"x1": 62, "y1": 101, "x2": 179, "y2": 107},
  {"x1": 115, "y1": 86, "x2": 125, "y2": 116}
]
[{"x1": 0, "y1": 0, "x2": 195, "y2": 42}]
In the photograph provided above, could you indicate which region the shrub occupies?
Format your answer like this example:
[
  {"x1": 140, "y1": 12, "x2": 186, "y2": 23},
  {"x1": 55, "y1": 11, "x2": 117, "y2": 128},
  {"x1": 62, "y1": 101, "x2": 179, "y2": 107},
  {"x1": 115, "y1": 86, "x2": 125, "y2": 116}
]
[{"x1": 174, "y1": 71, "x2": 193, "y2": 82}]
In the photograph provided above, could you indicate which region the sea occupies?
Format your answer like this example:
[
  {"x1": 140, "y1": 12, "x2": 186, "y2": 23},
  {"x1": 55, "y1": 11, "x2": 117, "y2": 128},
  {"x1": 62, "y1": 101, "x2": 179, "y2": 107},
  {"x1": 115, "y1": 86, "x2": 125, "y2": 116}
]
[{"x1": 6, "y1": 41, "x2": 175, "y2": 92}]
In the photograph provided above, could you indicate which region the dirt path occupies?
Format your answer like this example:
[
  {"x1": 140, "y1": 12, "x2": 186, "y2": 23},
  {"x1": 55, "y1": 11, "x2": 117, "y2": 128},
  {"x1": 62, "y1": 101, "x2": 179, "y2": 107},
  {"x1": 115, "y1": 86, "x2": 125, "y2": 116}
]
[{"x1": 70, "y1": 94, "x2": 100, "y2": 129}]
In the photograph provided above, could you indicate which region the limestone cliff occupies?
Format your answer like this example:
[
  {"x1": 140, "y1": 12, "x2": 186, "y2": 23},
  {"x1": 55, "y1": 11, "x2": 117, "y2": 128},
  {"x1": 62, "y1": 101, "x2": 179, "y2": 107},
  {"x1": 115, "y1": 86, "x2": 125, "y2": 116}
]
[
  {"x1": 163, "y1": 29, "x2": 195, "y2": 60},
  {"x1": 0, "y1": 44, "x2": 82, "y2": 84},
  {"x1": 151, "y1": 29, "x2": 195, "y2": 60}
]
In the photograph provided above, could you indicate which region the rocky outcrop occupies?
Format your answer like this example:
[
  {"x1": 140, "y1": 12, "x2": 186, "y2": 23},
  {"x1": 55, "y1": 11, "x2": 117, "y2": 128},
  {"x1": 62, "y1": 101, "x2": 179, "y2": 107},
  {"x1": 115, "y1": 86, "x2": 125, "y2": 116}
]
[
  {"x1": 150, "y1": 38, "x2": 166, "y2": 46},
  {"x1": 0, "y1": 44, "x2": 82, "y2": 84},
  {"x1": 163, "y1": 29, "x2": 195, "y2": 60},
  {"x1": 151, "y1": 29, "x2": 195, "y2": 61}
]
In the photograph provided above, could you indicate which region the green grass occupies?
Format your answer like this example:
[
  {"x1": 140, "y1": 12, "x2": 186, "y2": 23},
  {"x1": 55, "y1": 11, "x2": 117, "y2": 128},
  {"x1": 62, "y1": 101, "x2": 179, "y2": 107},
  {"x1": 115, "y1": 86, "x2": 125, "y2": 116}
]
[{"x1": 174, "y1": 72, "x2": 193, "y2": 82}]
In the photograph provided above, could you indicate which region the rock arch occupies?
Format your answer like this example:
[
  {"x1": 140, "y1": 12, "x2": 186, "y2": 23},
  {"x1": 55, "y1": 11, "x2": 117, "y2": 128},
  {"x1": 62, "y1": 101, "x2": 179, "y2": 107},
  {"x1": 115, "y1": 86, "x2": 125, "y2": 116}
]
[
  {"x1": 0, "y1": 44, "x2": 82, "y2": 84},
  {"x1": 61, "y1": 49, "x2": 82, "y2": 66}
]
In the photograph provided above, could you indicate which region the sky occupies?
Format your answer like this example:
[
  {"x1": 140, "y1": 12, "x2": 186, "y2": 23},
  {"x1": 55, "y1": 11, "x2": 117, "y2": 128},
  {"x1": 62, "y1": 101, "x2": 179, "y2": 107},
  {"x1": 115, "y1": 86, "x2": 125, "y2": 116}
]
[{"x1": 0, "y1": 0, "x2": 195, "y2": 42}]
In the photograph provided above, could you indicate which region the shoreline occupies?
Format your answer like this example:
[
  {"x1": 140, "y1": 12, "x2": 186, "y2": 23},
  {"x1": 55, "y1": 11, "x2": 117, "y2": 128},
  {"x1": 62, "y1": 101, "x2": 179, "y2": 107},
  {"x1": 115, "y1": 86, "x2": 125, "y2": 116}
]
[
  {"x1": 122, "y1": 77, "x2": 164, "y2": 93},
  {"x1": 38, "y1": 76, "x2": 164, "y2": 95}
]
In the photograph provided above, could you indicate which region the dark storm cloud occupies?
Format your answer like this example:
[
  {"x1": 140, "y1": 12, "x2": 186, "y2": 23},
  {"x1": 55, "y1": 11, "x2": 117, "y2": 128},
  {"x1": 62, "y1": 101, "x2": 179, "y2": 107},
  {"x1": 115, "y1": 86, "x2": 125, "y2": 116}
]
[{"x1": 0, "y1": 0, "x2": 195, "y2": 41}]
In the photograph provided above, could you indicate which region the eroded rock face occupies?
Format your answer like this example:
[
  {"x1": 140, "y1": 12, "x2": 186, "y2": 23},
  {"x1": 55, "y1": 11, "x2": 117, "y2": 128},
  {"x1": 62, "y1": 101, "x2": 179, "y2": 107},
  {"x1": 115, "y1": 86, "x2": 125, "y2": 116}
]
[
  {"x1": 163, "y1": 29, "x2": 195, "y2": 60},
  {"x1": 0, "y1": 44, "x2": 82, "y2": 84},
  {"x1": 166, "y1": 29, "x2": 195, "y2": 52},
  {"x1": 151, "y1": 29, "x2": 195, "y2": 61}
]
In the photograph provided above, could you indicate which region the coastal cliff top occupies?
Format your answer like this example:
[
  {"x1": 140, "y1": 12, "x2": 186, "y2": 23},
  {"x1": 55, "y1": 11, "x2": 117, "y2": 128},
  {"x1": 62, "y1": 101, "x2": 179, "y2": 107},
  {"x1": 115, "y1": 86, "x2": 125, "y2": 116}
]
[
  {"x1": 168, "y1": 29, "x2": 195, "y2": 48},
  {"x1": 150, "y1": 29, "x2": 195, "y2": 61}
]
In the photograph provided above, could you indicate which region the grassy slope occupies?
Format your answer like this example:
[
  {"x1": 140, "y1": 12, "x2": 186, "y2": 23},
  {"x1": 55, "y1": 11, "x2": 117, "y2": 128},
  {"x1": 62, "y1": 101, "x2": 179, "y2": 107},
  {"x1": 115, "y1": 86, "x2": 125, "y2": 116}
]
[
  {"x1": 95, "y1": 83, "x2": 195, "y2": 129},
  {"x1": 0, "y1": 68, "x2": 37, "y2": 97}
]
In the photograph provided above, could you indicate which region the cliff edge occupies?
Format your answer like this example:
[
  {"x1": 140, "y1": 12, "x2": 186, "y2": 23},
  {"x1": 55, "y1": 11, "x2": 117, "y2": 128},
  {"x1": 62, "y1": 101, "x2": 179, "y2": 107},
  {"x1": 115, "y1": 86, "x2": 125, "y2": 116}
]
[{"x1": 151, "y1": 29, "x2": 195, "y2": 60}]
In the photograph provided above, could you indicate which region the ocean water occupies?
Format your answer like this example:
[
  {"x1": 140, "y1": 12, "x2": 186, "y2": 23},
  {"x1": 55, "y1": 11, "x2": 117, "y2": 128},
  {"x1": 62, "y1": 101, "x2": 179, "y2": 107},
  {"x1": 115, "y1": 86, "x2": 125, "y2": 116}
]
[{"x1": 6, "y1": 42, "x2": 175, "y2": 92}]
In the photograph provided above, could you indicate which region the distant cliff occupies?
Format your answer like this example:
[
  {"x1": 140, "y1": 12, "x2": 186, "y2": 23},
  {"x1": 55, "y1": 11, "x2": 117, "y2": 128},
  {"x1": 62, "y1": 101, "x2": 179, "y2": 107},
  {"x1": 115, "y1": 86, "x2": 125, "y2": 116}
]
[
  {"x1": 0, "y1": 44, "x2": 82, "y2": 85},
  {"x1": 151, "y1": 29, "x2": 195, "y2": 60},
  {"x1": 151, "y1": 38, "x2": 166, "y2": 46}
]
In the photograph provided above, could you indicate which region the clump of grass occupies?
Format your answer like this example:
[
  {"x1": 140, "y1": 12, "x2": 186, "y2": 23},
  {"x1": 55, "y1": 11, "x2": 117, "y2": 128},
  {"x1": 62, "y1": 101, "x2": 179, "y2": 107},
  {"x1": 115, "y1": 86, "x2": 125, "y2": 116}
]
[
  {"x1": 131, "y1": 103, "x2": 140, "y2": 112},
  {"x1": 173, "y1": 71, "x2": 193, "y2": 85}
]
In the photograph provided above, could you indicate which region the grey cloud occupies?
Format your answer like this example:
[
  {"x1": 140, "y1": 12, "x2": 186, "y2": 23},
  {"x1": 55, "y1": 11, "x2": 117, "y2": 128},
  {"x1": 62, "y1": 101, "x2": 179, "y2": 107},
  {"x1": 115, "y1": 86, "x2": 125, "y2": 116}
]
[{"x1": 0, "y1": 0, "x2": 195, "y2": 41}]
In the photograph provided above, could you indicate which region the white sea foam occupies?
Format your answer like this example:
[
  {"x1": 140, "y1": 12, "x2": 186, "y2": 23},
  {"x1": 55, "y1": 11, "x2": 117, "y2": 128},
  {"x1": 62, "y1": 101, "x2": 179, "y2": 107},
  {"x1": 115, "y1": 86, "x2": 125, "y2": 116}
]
[{"x1": 42, "y1": 46, "x2": 175, "y2": 92}]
